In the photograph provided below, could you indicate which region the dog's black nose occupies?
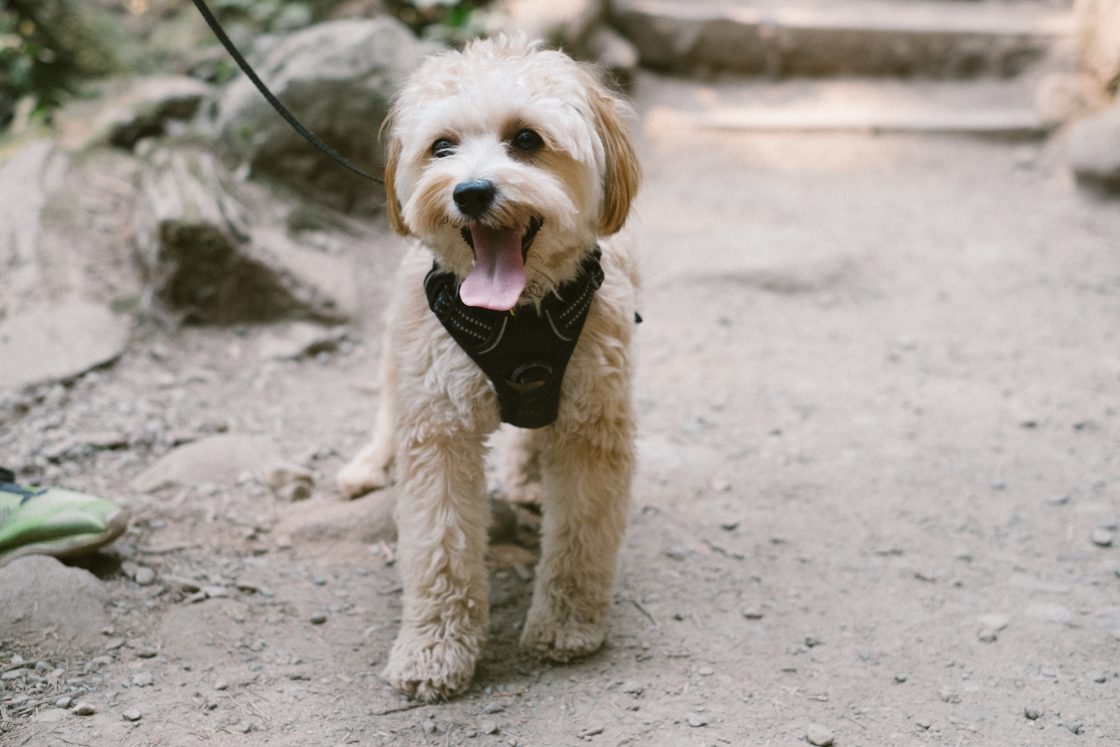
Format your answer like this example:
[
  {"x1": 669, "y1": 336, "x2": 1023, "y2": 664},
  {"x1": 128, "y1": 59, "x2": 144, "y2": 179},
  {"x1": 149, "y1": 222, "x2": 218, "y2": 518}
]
[{"x1": 453, "y1": 180, "x2": 496, "y2": 218}]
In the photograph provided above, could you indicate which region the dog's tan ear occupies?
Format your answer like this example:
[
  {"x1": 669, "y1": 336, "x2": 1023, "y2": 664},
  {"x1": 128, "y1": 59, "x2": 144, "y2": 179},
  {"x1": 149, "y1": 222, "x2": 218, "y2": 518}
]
[
  {"x1": 381, "y1": 117, "x2": 410, "y2": 236},
  {"x1": 589, "y1": 80, "x2": 640, "y2": 236}
]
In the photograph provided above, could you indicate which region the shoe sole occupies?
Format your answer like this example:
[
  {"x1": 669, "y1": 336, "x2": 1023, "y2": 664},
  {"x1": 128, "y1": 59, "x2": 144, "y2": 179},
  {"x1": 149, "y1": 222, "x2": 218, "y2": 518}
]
[{"x1": 0, "y1": 508, "x2": 130, "y2": 568}]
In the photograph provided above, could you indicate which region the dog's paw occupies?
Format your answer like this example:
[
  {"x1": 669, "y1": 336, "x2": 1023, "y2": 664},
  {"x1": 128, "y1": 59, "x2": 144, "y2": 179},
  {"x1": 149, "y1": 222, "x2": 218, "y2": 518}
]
[
  {"x1": 520, "y1": 612, "x2": 606, "y2": 663},
  {"x1": 382, "y1": 633, "x2": 480, "y2": 702},
  {"x1": 337, "y1": 453, "x2": 392, "y2": 499}
]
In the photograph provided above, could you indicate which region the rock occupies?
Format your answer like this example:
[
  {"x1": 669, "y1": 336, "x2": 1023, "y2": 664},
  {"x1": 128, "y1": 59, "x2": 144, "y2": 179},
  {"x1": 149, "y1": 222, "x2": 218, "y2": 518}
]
[
  {"x1": 977, "y1": 613, "x2": 1010, "y2": 642},
  {"x1": 686, "y1": 711, "x2": 708, "y2": 727},
  {"x1": 495, "y1": 0, "x2": 604, "y2": 52},
  {"x1": 73, "y1": 702, "x2": 97, "y2": 716},
  {"x1": 257, "y1": 322, "x2": 344, "y2": 360},
  {"x1": 1026, "y1": 602, "x2": 1073, "y2": 624},
  {"x1": 1024, "y1": 705, "x2": 1043, "y2": 720},
  {"x1": 1067, "y1": 103, "x2": 1120, "y2": 194},
  {"x1": 0, "y1": 556, "x2": 111, "y2": 654},
  {"x1": 0, "y1": 303, "x2": 130, "y2": 391},
  {"x1": 32, "y1": 708, "x2": 72, "y2": 723},
  {"x1": 309, "y1": 611, "x2": 328, "y2": 625},
  {"x1": 133, "y1": 147, "x2": 359, "y2": 324},
  {"x1": 1091, "y1": 527, "x2": 1115, "y2": 547},
  {"x1": 263, "y1": 460, "x2": 315, "y2": 502},
  {"x1": 122, "y1": 708, "x2": 143, "y2": 722},
  {"x1": 132, "y1": 671, "x2": 154, "y2": 687},
  {"x1": 479, "y1": 720, "x2": 499, "y2": 735},
  {"x1": 274, "y1": 491, "x2": 397, "y2": 545},
  {"x1": 806, "y1": 723, "x2": 834, "y2": 746},
  {"x1": 215, "y1": 18, "x2": 425, "y2": 212},
  {"x1": 61, "y1": 75, "x2": 211, "y2": 150},
  {"x1": 611, "y1": 0, "x2": 1056, "y2": 77},
  {"x1": 0, "y1": 141, "x2": 67, "y2": 319},
  {"x1": 741, "y1": 606, "x2": 765, "y2": 620},
  {"x1": 133, "y1": 566, "x2": 157, "y2": 586},
  {"x1": 132, "y1": 435, "x2": 281, "y2": 492},
  {"x1": 938, "y1": 687, "x2": 961, "y2": 704},
  {"x1": 584, "y1": 25, "x2": 640, "y2": 90},
  {"x1": 621, "y1": 680, "x2": 644, "y2": 696}
]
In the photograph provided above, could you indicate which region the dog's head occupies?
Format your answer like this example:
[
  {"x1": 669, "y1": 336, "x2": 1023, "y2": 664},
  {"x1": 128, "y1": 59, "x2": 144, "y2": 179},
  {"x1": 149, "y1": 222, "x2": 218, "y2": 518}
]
[{"x1": 382, "y1": 35, "x2": 639, "y2": 310}]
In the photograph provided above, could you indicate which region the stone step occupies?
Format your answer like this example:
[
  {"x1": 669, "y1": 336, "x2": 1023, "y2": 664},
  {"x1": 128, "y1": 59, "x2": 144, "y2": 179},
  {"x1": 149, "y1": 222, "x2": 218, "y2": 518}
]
[
  {"x1": 612, "y1": 0, "x2": 1075, "y2": 78},
  {"x1": 638, "y1": 74, "x2": 1052, "y2": 138}
]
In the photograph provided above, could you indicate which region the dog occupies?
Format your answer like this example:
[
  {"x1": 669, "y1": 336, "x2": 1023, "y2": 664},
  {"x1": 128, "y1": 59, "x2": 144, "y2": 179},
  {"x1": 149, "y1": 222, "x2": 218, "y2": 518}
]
[{"x1": 337, "y1": 35, "x2": 641, "y2": 702}]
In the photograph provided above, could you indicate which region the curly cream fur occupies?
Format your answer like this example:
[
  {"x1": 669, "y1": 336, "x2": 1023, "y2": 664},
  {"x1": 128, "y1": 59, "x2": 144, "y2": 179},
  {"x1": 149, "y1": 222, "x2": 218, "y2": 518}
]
[{"x1": 338, "y1": 36, "x2": 641, "y2": 702}]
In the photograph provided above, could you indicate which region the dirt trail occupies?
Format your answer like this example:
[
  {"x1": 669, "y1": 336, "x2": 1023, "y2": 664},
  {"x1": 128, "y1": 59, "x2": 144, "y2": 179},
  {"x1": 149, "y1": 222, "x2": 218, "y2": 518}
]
[{"x1": 3, "y1": 71, "x2": 1120, "y2": 746}]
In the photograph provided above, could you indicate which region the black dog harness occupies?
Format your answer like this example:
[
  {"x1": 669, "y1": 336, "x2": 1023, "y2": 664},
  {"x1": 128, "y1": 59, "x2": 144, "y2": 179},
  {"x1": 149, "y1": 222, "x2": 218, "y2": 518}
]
[{"x1": 424, "y1": 249, "x2": 604, "y2": 428}]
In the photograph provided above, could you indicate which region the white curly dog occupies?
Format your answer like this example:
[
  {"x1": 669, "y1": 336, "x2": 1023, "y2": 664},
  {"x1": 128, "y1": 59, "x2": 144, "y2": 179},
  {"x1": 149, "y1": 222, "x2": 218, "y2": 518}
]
[{"x1": 338, "y1": 35, "x2": 641, "y2": 702}]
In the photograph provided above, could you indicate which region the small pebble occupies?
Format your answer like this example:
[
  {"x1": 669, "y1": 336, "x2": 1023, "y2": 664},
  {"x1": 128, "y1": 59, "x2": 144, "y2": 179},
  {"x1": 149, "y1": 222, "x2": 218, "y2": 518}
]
[
  {"x1": 479, "y1": 720, "x2": 499, "y2": 735},
  {"x1": 1024, "y1": 706, "x2": 1042, "y2": 720},
  {"x1": 804, "y1": 635, "x2": 822, "y2": 648},
  {"x1": 73, "y1": 702, "x2": 96, "y2": 716},
  {"x1": 686, "y1": 712, "x2": 708, "y2": 727},
  {"x1": 741, "y1": 607, "x2": 765, "y2": 620},
  {"x1": 697, "y1": 666, "x2": 714, "y2": 676},
  {"x1": 806, "y1": 723, "x2": 834, "y2": 746},
  {"x1": 938, "y1": 687, "x2": 961, "y2": 704},
  {"x1": 481, "y1": 701, "x2": 505, "y2": 714},
  {"x1": 122, "y1": 709, "x2": 142, "y2": 722},
  {"x1": 1090, "y1": 671, "x2": 1108, "y2": 683},
  {"x1": 214, "y1": 680, "x2": 229, "y2": 691},
  {"x1": 133, "y1": 567, "x2": 157, "y2": 586},
  {"x1": 1091, "y1": 528, "x2": 1114, "y2": 548},
  {"x1": 422, "y1": 719, "x2": 438, "y2": 734},
  {"x1": 578, "y1": 726, "x2": 605, "y2": 738},
  {"x1": 309, "y1": 612, "x2": 328, "y2": 625},
  {"x1": 1065, "y1": 720, "x2": 1083, "y2": 735},
  {"x1": 893, "y1": 673, "x2": 908, "y2": 683},
  {"x1": 915, "y1": 718, "x2": 931, "y2": 730},
  {"x1": 621, "y1": 680, "x2": 644, "y2": 696},
  {"x1": 55, "y1": 696, "x2": 72, "y2": 709},
  {"x1": 132, "y1": 672, "x2": 154, "y2": 687}
]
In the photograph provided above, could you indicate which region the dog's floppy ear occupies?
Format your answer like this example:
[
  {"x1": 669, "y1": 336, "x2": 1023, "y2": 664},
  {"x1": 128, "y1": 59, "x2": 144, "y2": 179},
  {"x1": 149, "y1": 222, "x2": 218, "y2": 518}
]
[
  {"x1": 381, "y1": 114, "x2": 410, "y2": 236},
  {"x1": 588, "y1": 78, "x2": 640, "y2": 236}
]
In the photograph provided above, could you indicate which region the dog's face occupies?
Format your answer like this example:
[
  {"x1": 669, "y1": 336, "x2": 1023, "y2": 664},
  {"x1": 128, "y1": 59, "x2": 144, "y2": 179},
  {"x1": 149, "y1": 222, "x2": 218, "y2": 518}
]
[{"x1": 383, "y1": 36, "x2": 639, "y2": 310}]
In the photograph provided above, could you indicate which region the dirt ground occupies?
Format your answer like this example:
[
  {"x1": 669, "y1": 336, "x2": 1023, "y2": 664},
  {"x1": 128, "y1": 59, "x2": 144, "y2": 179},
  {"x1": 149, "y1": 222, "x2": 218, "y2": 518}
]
[{"x1": 3, "y1": 71, "x2": 1120, "y2": 746}]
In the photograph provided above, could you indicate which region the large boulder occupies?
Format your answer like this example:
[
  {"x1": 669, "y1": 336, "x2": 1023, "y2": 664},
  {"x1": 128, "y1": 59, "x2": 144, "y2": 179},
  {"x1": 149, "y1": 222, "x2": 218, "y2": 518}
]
[
  {"x1": 1067, "y1": 101, "x2": 1120, "y2": 193},
  {"x1": 0, "y1": 303, "x2": 131, "y2": 392},
  {"x1": 0, "y1": 556, "x2": 112, "y2": 654},
  {"x1": 133, "y1": 146, "x2": 360, "y2": 323},
  {"x1": 214, "y1": 17, "x2": 426, "y2": 212}
]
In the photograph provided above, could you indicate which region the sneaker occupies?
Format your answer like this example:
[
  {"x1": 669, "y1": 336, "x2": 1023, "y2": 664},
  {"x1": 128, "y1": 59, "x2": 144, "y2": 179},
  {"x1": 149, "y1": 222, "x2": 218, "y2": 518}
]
[{"x1": 0, "y1": 467, "x2": 130, "y2": 567}]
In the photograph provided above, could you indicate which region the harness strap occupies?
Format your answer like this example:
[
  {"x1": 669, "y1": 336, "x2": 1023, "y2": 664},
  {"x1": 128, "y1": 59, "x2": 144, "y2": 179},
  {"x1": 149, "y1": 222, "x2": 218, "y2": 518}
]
[{"x1": 425, "y1": 249, "x2": 604, "y2": 428}]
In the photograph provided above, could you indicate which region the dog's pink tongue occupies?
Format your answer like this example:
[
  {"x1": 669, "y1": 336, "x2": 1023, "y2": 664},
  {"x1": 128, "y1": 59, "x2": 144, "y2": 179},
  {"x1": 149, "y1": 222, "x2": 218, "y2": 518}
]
[{"x1": 459, "y1": 224, "x2": 526, "y2": 310}]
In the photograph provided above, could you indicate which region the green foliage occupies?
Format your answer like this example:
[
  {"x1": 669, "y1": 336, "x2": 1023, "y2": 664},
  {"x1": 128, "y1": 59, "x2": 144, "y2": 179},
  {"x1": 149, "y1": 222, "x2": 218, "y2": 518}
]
[
  {"x1": 387, "y1": 1, "x2": 496, "y2": 46},
  {"x1": 0, "y1": 0, "x2": 121, "y2": 129}
]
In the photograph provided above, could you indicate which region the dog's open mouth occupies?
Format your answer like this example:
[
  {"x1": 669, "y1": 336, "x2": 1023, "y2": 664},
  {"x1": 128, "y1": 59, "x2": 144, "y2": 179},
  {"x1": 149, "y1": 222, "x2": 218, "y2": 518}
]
[{"x1": 458, "y1": 217, "x2": 542, "y2": 311}]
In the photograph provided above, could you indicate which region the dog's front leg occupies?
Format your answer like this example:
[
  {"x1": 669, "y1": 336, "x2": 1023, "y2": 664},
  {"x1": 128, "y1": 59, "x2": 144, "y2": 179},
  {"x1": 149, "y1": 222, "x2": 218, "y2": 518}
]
[
  {"x1": 382, "y1": 429, "x2": 490, "y2": 702},
  {"x1": 521, "y1": 423, "x2": 633, "y2": 662}
]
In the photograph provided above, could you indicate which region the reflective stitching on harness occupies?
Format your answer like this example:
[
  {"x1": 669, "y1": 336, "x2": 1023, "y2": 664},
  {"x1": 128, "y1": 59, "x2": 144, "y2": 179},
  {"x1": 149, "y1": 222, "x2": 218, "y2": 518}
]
[{"x1": 424, "y1": 249, "x2": 604, "y2": 428}]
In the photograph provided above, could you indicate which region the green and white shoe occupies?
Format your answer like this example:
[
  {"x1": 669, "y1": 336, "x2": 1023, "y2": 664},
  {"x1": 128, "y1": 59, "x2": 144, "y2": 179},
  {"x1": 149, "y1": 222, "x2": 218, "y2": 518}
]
[{"x1": 0, "y1": 468, "x2": 130, "y2": 567}]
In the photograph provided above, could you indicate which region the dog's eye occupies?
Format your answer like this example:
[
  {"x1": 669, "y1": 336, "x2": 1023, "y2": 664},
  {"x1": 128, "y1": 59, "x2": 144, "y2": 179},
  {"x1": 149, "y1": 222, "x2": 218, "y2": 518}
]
[
  {"x1": 431, "y1": 139, "x2": 456, "y2": 158},
  {"x1": 511, "y1": 129, "x2": 543, "y2": 152}
]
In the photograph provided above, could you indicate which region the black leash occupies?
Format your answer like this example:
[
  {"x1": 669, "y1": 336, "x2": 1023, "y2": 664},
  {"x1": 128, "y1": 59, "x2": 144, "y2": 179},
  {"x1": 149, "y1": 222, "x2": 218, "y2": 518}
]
[{"x1": 190, "y1": 0, "x2": 384, "y2": 185}]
